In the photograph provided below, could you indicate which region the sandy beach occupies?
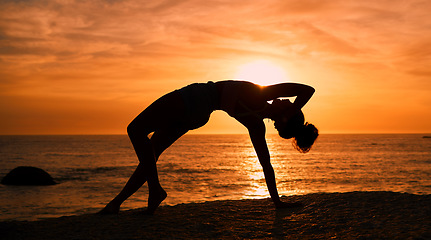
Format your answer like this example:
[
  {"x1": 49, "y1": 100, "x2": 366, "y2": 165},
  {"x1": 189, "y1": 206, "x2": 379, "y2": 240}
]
[{"x1": 1, "y1": 191, "x2": 430, "y2": 239}]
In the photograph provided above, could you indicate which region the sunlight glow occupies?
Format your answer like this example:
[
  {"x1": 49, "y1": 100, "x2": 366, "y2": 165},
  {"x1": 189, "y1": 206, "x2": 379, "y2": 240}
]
[
  {"x1": 234, "y1": 60, "x2": 290, "y2": 86},
  {"x1": 240, "y1": 148, "x2": 269, "y2": 199}
]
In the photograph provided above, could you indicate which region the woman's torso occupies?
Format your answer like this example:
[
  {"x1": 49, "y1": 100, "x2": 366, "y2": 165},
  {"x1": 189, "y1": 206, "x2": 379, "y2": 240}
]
[{"x1": 215, "y1": 80, "x2": 268, "y2": 119}]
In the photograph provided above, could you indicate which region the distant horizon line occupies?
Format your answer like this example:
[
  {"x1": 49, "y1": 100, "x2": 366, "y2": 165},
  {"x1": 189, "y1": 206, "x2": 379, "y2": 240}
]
[{"x1": 1, "y1": 132, "x2": 430, "y2": 136}]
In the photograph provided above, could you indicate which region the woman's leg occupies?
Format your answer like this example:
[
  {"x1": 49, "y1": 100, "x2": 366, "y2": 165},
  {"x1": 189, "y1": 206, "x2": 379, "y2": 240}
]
[
  {"x1": 100, "y1": 90, "x2": 189, "y2": 214},
  {"x1": 98, "y1": 124, "x2": 153, "y2": 215},
  {"x1": 99, "y1": 162, "x2": 147, "y2": 214},
  {"x1": 99, "y1": 125, "x2": 188, "y2": 214},
  {"x1": 142, "y1": 128, "x2": 188, "y2": 214}
]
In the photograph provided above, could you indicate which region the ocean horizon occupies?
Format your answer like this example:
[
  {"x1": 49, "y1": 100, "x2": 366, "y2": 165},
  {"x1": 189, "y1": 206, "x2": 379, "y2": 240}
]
[{"x1": 1, "y1": 134, "x2": 430, "y2": 221}]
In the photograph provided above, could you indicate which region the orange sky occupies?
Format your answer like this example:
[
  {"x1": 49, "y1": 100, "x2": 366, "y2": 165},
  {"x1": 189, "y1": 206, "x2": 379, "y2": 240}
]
[{"x1": 1, "y1": 0, "x2": 430, "y2": 135}]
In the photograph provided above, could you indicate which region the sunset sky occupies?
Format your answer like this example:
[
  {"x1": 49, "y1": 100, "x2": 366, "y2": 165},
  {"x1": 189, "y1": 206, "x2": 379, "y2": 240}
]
[{"x1": 1, "y1": 0, "x2": 430, "y2": 135}]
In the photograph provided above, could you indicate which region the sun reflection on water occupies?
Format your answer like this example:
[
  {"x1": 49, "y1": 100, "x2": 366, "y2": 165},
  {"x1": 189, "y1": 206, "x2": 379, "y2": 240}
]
[
  {"x1": 241, "y1": 135, "x2": 312, "y2": 199},
  {"x1": 239, "y1": 147, "x2": 269, "y2": 199}
]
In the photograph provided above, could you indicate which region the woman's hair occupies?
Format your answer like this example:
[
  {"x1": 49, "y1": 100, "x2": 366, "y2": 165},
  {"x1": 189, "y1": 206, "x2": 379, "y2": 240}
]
[
  {"x1": 276, "y1": 111, "x2": 319, "y2": 153},
  {"x1": 291, "y1": 122, "x2": 319, "y2": 153}
]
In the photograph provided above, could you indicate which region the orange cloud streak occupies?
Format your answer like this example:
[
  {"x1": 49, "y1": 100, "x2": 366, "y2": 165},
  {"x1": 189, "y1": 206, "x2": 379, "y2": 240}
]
[{"x1": 0, "y1": 0, "x2": 430, "y2": 134}]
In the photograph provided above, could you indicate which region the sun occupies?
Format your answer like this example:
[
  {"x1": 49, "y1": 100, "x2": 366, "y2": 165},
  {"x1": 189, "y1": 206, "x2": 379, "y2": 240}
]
[{"x1": 234, "y1": 60, "x2": 289, "y2": 86}]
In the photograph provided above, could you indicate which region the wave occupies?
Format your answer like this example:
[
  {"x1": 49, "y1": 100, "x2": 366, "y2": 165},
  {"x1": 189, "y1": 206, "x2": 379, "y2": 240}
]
[
  {"x1": 164, "y1": 168, "x2": 233, "y2": 175},
  {"x1": 44, "y1": 153, "x2": 93, "y2": 158},
  {"x1": 53, "y1": 165, "x2": 235, "y2": 183},
  {"x1": 54, "y1": 166, "x2": 134, "y2": 183}
]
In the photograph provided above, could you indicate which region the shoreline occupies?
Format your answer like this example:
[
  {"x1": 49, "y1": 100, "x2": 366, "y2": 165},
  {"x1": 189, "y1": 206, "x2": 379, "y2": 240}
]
[{"x1": 1, "y1": 191, "x2": 430, "y2": 239}]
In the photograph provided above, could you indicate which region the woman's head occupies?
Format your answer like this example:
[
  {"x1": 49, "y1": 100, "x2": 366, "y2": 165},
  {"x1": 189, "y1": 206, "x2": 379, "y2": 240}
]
[{"x1": 274, "y1": 109, "x2": 319, "y2": 153}]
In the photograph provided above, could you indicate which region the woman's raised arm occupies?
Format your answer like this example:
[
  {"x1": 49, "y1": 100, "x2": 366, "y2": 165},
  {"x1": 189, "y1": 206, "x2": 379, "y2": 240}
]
[{"x1": 262, "y1": 83, "x2": 315, "y2": 111}]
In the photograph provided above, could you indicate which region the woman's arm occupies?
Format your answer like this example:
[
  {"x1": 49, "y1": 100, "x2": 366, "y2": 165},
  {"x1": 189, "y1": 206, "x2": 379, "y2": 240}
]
[
  {"x1": 262, "y1": 83, "x2": 315, "y2": 112},
  {"x1": 247, "y1": 122, "x2": 285, "y2": 207}
]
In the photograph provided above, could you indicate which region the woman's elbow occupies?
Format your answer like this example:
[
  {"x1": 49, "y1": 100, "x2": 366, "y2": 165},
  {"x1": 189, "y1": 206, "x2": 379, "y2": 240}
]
[{"x1": 307, "y1": 85, "x2": 315, "y2": 95}]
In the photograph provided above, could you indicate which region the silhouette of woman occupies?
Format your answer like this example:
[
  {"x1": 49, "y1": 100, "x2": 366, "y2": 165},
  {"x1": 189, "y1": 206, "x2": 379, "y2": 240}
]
[{"x1": 100, "y1": 80, "x2": 318, "y2": 214}]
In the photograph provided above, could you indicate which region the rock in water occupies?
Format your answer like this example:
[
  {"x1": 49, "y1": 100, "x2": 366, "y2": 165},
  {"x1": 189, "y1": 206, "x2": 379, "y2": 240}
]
[{"x1": 1, "y1": 166, "x2": 56, "y2": 185}]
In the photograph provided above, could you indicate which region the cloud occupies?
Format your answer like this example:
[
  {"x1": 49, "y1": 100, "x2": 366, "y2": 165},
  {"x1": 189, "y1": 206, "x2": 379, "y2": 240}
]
[
  {"x1": 2, "y1": 0, "x2": 427, "y2": 64},
  {"x1": 1, "y1": 0, "x2": 430, "y2": 84},
  {"x1": 1, "y1": 0, "x2": 430, "y2": 133}
]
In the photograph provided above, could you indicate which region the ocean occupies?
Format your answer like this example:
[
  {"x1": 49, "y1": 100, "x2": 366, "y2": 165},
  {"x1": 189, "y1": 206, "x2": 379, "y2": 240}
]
[{"x1": 0, "y1": 134, "x2": 430, "y2": 221}]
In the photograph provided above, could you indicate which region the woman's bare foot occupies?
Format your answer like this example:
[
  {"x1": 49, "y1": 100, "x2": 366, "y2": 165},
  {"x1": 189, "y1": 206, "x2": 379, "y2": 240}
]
[
  {"x1": 98, "y1": 201, "x2": 120, "y2": 215},
  {"x1": 145, "y1": 188, "x2": 167, "y2": 215}
]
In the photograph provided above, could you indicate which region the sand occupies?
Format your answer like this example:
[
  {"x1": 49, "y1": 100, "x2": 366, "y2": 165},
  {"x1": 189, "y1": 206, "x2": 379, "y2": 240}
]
[{"x1": 1, "y1": 191, "x2": 430, "y2": 239}]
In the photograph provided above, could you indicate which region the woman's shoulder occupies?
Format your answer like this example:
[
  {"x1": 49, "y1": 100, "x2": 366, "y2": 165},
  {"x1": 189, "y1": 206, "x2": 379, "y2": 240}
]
[{"x1": 215, "y1": 80, "x2": 259, "y2": 87}]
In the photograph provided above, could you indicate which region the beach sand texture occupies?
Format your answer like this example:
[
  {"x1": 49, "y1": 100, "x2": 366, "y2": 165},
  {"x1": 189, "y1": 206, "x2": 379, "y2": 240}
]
[{"x1": 1, "y1": 191, "x2": 430, "y2": 239}]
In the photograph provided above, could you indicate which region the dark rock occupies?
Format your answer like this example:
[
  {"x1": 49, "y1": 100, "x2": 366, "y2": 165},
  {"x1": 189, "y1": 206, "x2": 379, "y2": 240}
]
[{"x1": 1, "y1": 166, "x2": 56, "y2": 185}]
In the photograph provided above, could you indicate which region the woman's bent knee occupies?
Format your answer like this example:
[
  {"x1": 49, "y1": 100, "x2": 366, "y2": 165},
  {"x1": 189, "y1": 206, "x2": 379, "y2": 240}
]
[
  {"x1": 127, "y1": 122, "x2": 137, "y2": 137},
  {"x1": 127, "y1": 120, "x2": 151, "y2": 139}
]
